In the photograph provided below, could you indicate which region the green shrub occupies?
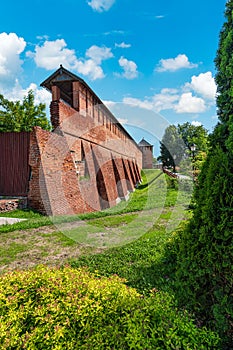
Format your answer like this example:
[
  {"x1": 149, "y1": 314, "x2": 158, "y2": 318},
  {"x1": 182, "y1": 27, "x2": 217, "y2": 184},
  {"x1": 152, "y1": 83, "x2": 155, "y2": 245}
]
[
  {"x1": 178, "y1": 177, "x2": 193, "y2": 192},
  {"x1": 165, "y1": 174, "x2": 178, "y2": 190},
  {"x1": 173, "y1": 147, "x2": 233, "y2": 346},
  {"x1": 0, "y1": 265, "x2": 219, "y2": 349}
]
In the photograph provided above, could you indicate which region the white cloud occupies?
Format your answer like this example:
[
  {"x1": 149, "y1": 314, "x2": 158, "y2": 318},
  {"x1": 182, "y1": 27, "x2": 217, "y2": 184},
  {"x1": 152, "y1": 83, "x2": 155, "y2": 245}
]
[
  {"x1": 76, "y1": 59, "x2": 105, "y2": 80},
  {"x1": 87, "y1": 0, "x2": 115, "y2": 12},
  {"x1": 104, "y1": 100, "x2": 117, "y2": 108},
  {"x1": 103, "y1": 30, "x2": 125, "y2": 36},
  {"x1": 76, "y1": 45, "x2": 113, "y2": 79},
  {"x1": 116, "y1": 85, "x2": 210, "y2": 116},
  {"x1": 122, "y1": 89, "x2": 179, "y2": 113},
  {"x1": 155, "y1": 15, "x2": 165, "y2": 19},
  {"x1": 0, "y1": 32, "x2": 26, "y2": 87},
  {"x1": 3, "y1": 80, "x2": 51, "y2": 107},
  {"x1": 86, "y1": 45, "x2": 113, "y2": 64},
  {"x1": 185, "y1": 72, "x2": 217, "y2": 100},
  {"x1": 191, "y1": 120, "x2": 202, "y2": 127},
  {"x1": 156, "y1": 54, "x2": 198, "y2": 72},
  {"x1": 31, "y1": 85, "x2": 52, "y2": 106},
  {"x1": 36, "y1": 34, "x2": 49, "y2": 41},
  {"x1": 118, "y1": 56, "x2": 138, "y2": 79},
  {"x1": 27, "y1": 39, "x2": 77, "y2": 70},
  {"x1": 28, "y1": 39, "x2": 113, "y2": 80},
  {"x1": 2, "y1": 80, "x2": 51, "y2": 120},
  {"x1": 152, "y1": 88, "x2": 179, "y2": 112},
  {"x1": 115, "y1": 42, "x2": 131, "y2": 48},
  {"x1": 175, "y1": 92, "x2": 206, "y2": 113},
  {"x1": 117, "y1": 118, "x2": 128, "y2": 125},
  {"x1": 123, "y1": 97, "x2": 153, "y2": 110}
]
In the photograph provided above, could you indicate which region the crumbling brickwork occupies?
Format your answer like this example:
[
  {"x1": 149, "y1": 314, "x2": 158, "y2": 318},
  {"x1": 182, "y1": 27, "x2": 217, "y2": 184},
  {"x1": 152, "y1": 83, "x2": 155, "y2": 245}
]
[
  {"x1": 0, "y1": 198, "x2": 27, "y2": 213},
  {"x1": 26, "y1": 66, "x2": 142, "y2": 215}
]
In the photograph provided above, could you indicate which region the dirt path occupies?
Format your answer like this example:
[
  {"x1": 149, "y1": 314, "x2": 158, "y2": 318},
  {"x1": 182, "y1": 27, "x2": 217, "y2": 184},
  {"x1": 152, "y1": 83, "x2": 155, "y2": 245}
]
[{"x1": 0, "y1": 224, "x2": 101, "y2": 274}]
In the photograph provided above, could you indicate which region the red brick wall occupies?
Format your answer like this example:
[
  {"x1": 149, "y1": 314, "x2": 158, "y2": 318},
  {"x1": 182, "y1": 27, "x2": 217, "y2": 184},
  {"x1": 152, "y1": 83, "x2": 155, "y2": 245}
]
[
  {"x1": 28, "y1": 79, "x2": 142, "y2": 216},
  {"x1": 28, "y1": 127, "x2": 52, "y2": 214}
]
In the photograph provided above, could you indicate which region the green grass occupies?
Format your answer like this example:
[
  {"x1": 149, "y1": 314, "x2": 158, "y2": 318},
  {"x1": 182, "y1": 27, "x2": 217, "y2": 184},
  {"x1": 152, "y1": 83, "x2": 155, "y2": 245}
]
[
  {"x1": 0, "y1": 242, "x2": 29, "y2": 265},
  {"x1": 0, "y1": 209, "x2": 53, "y2": 233},
  {"x1": 70, "y1": 215, "x2": 186, "y2": 294},
  {"x1": 0, "y1": 170, "x2": 224, "y2": 346},
  {"x1": 52, "y1": 170, "x2": 191, "y2": 248},
  {"x1": 0, "y1": 170, "x2": 191, "y2": 232},
  {"x1": 0, "y1": 169, "x2": 191, "y2": 270},
  {"x1": 67, "y1": 169, "x2": 192, "y2": 292}
]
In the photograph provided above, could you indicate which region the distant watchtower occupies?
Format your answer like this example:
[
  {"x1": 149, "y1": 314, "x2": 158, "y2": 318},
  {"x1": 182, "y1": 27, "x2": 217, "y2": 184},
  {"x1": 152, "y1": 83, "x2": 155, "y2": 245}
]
[{"x1": 138, "y1": 138, "x2": 153, "y2": 169}]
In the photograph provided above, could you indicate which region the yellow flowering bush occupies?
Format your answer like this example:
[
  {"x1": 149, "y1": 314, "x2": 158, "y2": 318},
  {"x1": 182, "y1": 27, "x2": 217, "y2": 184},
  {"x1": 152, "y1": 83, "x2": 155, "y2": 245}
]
[{"x1": 0, "y1": 265, "x2": 219, "y2": 349}]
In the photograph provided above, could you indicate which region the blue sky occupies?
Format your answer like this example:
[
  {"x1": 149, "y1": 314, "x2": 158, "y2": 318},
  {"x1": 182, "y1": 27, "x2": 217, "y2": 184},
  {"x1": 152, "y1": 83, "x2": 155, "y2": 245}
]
[{"x1": 0, "y1": 0, "x2": 227, "y2": 155}]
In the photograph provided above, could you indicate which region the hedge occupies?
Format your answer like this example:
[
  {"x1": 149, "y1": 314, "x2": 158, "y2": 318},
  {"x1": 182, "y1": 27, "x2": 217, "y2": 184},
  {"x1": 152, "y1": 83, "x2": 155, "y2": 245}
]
[{"x1": 0, "y1": 265, "x2": 219, "y2": 349}]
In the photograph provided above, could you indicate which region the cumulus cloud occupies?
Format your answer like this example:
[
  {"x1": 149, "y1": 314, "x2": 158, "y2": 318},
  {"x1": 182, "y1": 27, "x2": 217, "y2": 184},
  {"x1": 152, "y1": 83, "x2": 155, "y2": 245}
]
[
  {"x1": 185, "y1": 71, "x2": 217, "y2": 100},
  {"x1": 115, "y1": 42, "x2": 131, "y2": 48},
  {"x1": 0, "y1": 32, "x2": 26, "y2": 87},
  {"x1": 27, "y1": 39, "x2": 77, "y2": 70},
  {"x1": 3, "y1": 80, "x2": 51, "y2": 107},
  {"x1": 122, "y1": 89, "x2": 180, "y2": 113},
  {"x1": 87, "y1": 0, "x2": 115, "y2": 12},
  {"x1": 156, "y1": 54, "x2": 198, "y2": 72},
  {"x1": 86, "y1": 45, "x2": 113, "y2": 63},
  {"x1": 152, "y1": 88, "x2": 179, "y2": 112},
  {"x1": 175, "y1": 92, "x2": 206, "y2": 113},
  {"x1": 28, "y1": 39, "x2": 113, "y2": 80},
  {"x1": 191, "y1": 120, "x2": 202, "y2": 127},
  {"x1": 76, "y1": 59, "x2": 105, "y2": 80},
  {"x1": 118, "y1": 56, "x2": 138, "y2": 79},
  {"x1": 122, "y1": 97, "x2": 153, "y2": 110},
  {"x1": 118, "y1": 84, "x2": 210, "y2": 116}
]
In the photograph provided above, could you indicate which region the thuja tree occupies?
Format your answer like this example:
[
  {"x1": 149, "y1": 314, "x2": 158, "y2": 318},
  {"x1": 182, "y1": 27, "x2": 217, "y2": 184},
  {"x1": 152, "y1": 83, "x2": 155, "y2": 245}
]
[
  {"x1": 0, "y1": 90, "x2": 50, "y2": 132},
  {"x1": 174, "y1": 0, "x2": 233, "y2": 344}
]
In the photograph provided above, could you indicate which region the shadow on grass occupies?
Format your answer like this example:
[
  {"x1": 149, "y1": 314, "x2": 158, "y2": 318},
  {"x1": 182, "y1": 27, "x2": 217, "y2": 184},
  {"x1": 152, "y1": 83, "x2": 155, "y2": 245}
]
[
  {"x1": 139, "y1": 171, "x2": 163, "y2": 190},
  {"x1": 70, "y1": 227, "x2": 178, "y2": 296}
]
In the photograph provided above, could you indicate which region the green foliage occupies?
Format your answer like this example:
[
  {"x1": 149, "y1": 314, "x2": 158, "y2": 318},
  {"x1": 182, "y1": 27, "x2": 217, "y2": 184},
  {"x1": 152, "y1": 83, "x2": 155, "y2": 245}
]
[
  {"x1": 0, "y1": 90, "x2": 51, "y2": 132},
  {"x1": 170, "y1": 2, "x2": 233, "y2": 345},
  {"x1": 71, "y1": 222, "x2": 172, "y2": 294},
  {"x1": 174, "y1": 147, "x2": 233, "y2": 345},
  {"x1": 0, "y1": 210, "x2": 52, "y2": 234},
  {"x1": 165, "y1": 174, "x2": 178, "y2": 190},
  {"x1": 159, "y1": 122, "x2": 209, "y2": 177},
  {"x1": 159, "y1": 125, "x2": 185, "y2": 171},
  {"x1": 0, "y1": 265, "x2": 219, "y2": 349},
  {"x1": 165, "y1": 174, "x2": 193, "y2": 194},
  {"x1": 177, "y1": 122, "x2": 209, "y2": 154},
  {"x1": 215, "y1": 0, "x2": 233, "y2": 128}
]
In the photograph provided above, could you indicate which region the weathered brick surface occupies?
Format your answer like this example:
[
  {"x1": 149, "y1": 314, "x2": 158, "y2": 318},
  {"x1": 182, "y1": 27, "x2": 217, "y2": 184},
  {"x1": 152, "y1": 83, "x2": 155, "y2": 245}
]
[
  {"x1": 26, "y1": 72, "x2": 142, "y2": 215},
  {"x1": 0, "y1": 198, "x2": 27, "y2": 213},
  {"x1": 140, "y1": 146, "x2": 153, "y2": 169}
]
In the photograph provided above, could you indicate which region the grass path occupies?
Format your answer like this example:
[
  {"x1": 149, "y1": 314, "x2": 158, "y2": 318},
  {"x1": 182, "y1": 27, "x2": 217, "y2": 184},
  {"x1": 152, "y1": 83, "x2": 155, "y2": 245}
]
[{"x1": 0, "y1": 170, "x2": 191, "y2": 278}]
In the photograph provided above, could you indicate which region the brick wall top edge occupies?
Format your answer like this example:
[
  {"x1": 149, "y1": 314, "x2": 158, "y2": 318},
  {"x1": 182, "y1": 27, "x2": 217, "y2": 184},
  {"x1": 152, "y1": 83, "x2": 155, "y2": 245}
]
[{"x1": 41, "y1": 66, "x2": 141, "y2": 153}]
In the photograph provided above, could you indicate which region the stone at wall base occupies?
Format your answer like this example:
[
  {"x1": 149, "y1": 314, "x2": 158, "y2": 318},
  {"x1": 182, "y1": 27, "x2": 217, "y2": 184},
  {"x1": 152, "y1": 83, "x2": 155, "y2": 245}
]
[{"x1": 0, "y1": 197, "x2": 28, "y2": 213}]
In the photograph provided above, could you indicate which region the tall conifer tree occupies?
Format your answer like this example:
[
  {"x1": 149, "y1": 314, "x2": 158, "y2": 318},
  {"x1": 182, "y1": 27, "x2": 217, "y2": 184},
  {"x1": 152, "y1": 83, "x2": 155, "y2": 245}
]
[{"x1": 175, "y1": 0, "x2": 233, "y2": 344}]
